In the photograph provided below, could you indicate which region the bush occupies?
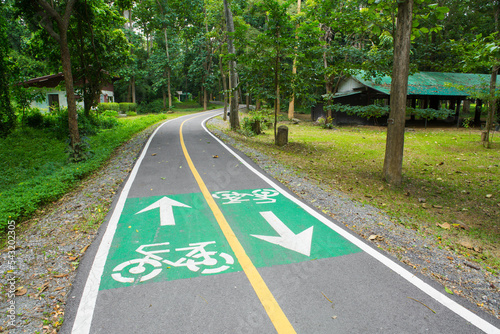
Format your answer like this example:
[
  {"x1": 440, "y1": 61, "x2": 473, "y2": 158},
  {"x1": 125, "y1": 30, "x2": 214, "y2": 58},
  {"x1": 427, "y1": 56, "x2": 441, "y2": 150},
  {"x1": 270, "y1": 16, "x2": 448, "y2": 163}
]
[
  {"x1": 43, "y1": 107, "x2": 119, "y2": 139},
  {"x1": 317, "y1": 116, "x2": 334, "y2": 129},
  {"x1": 241, "y1": 109, "x2": 273, "y2": 136},
  {"x1": 97, "y1": 102, "x2": 119, "y2": 112},
  {"x1": 25, "y1": 108, "x2": 45, "y2": 128},
  {"x1": 126, "y1": 111, "x2": 137, "y2": 116},
  {"x1": 137, "y1": 99, "x2": 166, "y2": 114},
  {"x1": 97, "y1": 115, "x2": 119, "y2": 129},
  {"x1": 102, "y1": 110, "x2": 119, "y2": 117},
  {"x1": 119, "y1": 102, "x2": 137, "y2": 113},
  {"x1": 408, "y1": 107, "x2": 454, "y2": 121}
]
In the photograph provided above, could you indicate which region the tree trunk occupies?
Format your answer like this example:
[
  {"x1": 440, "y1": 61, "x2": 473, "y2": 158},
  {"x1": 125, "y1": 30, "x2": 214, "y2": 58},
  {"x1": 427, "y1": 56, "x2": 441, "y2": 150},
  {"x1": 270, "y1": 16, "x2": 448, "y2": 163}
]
[
  {"x1": 383, "y1": 0, "x2": 413, "y2": 186},
  {"x1": 224, "y1": 0, "x2": 239, "y2": 130},
  {"x1": 131, "y1": 76, "x2": 136, "y2": 104},
  {"x1": 288, "y1": 0, "x2": 301, "y2": 120},
  {"x1": 246, "y1": 84, "x2": 250, "y2": 110},
  {"x1": 60, "y1": 34, "x2": 79, "y2": 151},
  {"x1": 163, "y1": 87, "x2": 167, "y2": 109},
  {"x1": 474, "y1": 99, "x2": 482, "y2": 127},
  {"x1": 36, "y1": 0, "x2": 80, "y2": 153},
  {"x1": 274, "y1": 52, "x2": 280, "y2": 143},
  {"x1": 164, "y1": 28, "x2": 172, "y2": 109},
  {"x1": 219, "y1": 55, "x2": 228, "y2": 120},
  {"x1": 323, "y1": 45, "x2": 333, "y2": 119},
  {"x1": 484, "y1": 65, "x2": 499, "y2": 148},
  {"x1": 455, "y1": 99, "x2": 461, "y2": 128},
  {"x1": 128, "y1": 7, "x2": 136, "y2": 104},
  {"x1": 203, "y1": 88, "x2": 208, "y2": 111}
]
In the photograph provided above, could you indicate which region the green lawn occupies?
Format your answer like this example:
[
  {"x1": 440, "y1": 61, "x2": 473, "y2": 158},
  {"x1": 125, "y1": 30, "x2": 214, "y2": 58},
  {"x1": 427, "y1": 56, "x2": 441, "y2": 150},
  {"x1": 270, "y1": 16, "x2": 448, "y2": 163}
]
[{"x1": 214, "y1": 120, "x2": 500, "y2": 272}]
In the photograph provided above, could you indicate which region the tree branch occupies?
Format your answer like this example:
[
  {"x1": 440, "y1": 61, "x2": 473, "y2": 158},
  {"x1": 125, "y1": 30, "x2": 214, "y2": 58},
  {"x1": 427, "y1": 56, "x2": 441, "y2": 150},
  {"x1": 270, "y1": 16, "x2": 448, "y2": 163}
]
[
  {"x1": 62, "y1": 0, "x2": 78, "y2": 31},
  {"x1": 38, "y1": 14, "x2": 60, "y2": 42},
  {"x1": 36, "y1": 0, "x2": 62, "y2": 24}
]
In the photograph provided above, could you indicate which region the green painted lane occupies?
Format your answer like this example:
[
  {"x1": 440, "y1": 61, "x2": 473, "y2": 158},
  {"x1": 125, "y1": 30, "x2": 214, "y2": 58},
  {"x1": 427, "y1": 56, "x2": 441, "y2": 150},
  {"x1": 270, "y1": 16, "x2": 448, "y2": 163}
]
[
  {"x1": 212, "y1": 188, "x2": 362, "y2": 267},
  {"x1": 99, "y1": 188, "x2": 361, "y2": 291},
  {"x1": 100, "y1": 193, "x2": 241, "y2": 291}
]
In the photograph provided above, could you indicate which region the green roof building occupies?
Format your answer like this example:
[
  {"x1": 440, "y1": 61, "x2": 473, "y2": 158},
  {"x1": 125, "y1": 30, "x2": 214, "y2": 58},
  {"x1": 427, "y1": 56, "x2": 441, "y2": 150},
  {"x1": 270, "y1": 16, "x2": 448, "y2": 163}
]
[{"x1": 312, "y1": 71, "x2": 497, "y2": 126}]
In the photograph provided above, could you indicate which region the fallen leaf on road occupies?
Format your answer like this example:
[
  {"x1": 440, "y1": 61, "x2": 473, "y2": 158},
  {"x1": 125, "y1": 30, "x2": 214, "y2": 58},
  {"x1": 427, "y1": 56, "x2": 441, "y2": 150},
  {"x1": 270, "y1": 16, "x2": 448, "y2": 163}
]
[
  {"x1": 452, "y1": 220, "x2": 469, "y2": 230},
  {"x1": 54, "y1": 287, "x2": 64, "y2": 291},
  {"x1": 36, "y1": 282, "x2": 49, "y2": 297},
  {"x1": 213, "y1": 155, "x2": 219, "y2": 158},
  {"x1": 437, "y1": 222, "x2": 451, "y2": 229},
  {"x1": 80, "y1": 245, "x2": 89, "y2": 254},
  {"x1": 368, "y1": 234, "x2": 383, "y2": 241},
  {"x1": 53, "y1": 274, "x2": 68, "y2": 278},
  {"x1": 151, "y1": 153, "x2": 157, "y2": 156},
  {"x1": 15, "y1": 287, "x2": 27, "y2": 296},
  {"x1": 445, "y1": 286, "x2": 454, "y2": 294},
  {"x1": 460, "y1": 241, "x2": 474, "y2": 249}
]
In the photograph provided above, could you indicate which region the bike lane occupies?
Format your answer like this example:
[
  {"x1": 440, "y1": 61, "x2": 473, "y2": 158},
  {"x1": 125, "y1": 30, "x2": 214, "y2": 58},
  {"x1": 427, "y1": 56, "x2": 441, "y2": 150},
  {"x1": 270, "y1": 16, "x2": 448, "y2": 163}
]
[{"x1": 64, "y1": 110, "x2": 500, "y2": 334}]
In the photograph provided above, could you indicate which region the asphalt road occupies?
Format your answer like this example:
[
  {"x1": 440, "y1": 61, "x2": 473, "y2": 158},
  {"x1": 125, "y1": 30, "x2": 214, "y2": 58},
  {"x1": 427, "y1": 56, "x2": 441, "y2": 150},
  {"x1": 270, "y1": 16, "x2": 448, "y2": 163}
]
[{"x1": 62, "y1": 109, "x2": 500, "y2": 334}]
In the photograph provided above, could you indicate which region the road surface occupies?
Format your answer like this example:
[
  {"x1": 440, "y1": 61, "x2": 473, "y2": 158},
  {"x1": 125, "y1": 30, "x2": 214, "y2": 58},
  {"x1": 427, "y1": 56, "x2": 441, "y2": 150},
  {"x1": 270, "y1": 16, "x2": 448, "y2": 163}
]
[{"x1": 62, "y1": 109, "x2": 500, "y2": 333}]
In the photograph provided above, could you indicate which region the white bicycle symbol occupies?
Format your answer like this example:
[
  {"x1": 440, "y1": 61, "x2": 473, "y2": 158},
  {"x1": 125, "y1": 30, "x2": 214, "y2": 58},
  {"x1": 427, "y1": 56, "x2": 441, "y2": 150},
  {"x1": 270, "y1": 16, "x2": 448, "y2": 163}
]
[{"x1": 111, "y1": 241, "x2": 234, "y2": 283}]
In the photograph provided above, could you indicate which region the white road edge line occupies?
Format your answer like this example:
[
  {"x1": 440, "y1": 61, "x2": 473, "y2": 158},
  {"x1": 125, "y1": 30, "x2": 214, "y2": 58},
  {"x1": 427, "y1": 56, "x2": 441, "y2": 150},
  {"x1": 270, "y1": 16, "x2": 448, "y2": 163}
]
[
  {"x1": 70, "y1": 113, "x2": 215, "y2": 334},
  {"x1": 202, "y1": 113, "x2": 500, "y2": 334}
]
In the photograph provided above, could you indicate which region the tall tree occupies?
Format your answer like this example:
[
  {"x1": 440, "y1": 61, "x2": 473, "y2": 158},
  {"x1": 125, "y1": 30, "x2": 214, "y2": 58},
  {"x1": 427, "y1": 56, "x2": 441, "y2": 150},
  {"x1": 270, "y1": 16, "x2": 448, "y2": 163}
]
[
  {"x1": 71, "y1": 1, "x2": 129, "y2": 115},
  {"x1": 0, "y1": 1, "x2": 15, "y2": 138},
  {"x1": 287, "y1": 0, "x2": 301, "y2": 119},
  {"x1": 18, "y1": 0, "x2": 81, "y2": 155},
  {"x1": 224, "y1": 0, "x2": 240, "y2": 130},
  {"x1": 383, "y1": 0, "x2": 414, "y2": 185}
]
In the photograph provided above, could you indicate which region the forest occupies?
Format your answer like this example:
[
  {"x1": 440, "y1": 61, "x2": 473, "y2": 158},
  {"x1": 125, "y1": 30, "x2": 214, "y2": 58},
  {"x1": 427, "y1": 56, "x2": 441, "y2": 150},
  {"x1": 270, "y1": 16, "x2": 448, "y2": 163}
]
[
  {"x1": 2, "y1": 0, "x2": 499, "y2": 120},
  {"x1": 0, "y1": 0, "x2": 499, "y2": 176}
]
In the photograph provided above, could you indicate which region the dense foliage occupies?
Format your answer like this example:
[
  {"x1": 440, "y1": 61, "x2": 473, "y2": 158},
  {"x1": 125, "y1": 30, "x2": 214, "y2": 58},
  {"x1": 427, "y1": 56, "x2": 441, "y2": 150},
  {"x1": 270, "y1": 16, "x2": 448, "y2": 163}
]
[{"x1": 6, "y1": 0, "x2": 499, "y2": 118}]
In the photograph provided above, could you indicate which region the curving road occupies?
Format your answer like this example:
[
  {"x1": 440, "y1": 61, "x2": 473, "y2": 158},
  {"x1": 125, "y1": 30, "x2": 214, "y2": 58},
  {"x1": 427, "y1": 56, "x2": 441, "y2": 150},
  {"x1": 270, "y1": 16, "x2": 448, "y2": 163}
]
[{"x1": 61, "y1": 109, "x2": 500, "y2": 333}]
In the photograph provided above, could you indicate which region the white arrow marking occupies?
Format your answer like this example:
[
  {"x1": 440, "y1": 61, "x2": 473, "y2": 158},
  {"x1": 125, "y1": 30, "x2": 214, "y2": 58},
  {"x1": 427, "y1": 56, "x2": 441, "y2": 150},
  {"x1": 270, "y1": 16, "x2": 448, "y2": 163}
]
[
  {"x1": 135, "y1": 196, "x2": 191, "y2": 226},
  {"x1": 251, "y1": 211, "x2": 313, "y2": 256}
]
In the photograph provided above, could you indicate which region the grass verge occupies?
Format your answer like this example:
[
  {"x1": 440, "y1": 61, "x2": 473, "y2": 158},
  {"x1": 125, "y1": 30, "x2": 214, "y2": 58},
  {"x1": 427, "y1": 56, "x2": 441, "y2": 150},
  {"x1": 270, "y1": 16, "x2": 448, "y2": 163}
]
[
  {"x1": 0, "y1": 111, "x2": 200, "y2": 232},
  {"x1": 212, "y1": 118, "x2": 500, "y2": 273}
]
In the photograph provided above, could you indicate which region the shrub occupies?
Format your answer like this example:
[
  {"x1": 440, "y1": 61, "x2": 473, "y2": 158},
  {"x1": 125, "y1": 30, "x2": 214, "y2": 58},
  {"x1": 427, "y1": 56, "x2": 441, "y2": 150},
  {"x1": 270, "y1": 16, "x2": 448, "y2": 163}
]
[
  {"x1": 102, "y1": 110, "x2": 119, "y2": 117},
  {"x1": 126, "y1": 111, "x2": 137, "y2": 116},
  {"x1": 97, "y1": 115, "x2": 119, "y2": 129},
  {"x1": 119, "y1": 102, "x2": 137, "y2": 113},
  {"x1": 25, "y1": 108, "x2": 45, "y2": 128},
  {"x1": 317, "y1": 116, "x2": 334, "y2": 129},
  {"x1": 241, "y1": 109, "x2": 274, "y2": 136},
  {"x1": 137, "y1": 99, "x2": 166, "y2": 114},
  {"x1": 97, "y1": 102, "x2": 119, "y2": 112},
  {"x1": 43, "y1": 107, "x2": 119, "y2": 139}
]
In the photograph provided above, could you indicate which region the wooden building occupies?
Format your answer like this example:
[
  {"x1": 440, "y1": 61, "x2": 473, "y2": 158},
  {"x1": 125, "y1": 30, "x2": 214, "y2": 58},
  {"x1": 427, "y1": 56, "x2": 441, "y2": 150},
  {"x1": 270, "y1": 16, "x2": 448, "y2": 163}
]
[
  {"x1": 22, "y1": 73, "x2": 115, "y2": 112},
  {"x1": 312, "y1": 71, "x2": 497, "y2": 126}
]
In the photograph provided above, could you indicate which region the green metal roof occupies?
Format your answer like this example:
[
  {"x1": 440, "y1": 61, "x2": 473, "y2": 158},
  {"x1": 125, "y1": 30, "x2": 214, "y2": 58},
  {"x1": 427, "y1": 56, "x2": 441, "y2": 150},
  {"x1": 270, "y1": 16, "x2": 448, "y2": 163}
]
[{"x1": 353, "y1": 71, "x2": 498, "y2": 97}]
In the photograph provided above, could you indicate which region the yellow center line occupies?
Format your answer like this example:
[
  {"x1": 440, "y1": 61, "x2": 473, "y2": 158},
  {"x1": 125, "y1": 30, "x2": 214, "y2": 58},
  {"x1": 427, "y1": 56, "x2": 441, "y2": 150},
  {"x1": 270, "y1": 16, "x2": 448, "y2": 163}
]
[{"x1": 179, "y1": 115, "x2": 296, "y2": 334}]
